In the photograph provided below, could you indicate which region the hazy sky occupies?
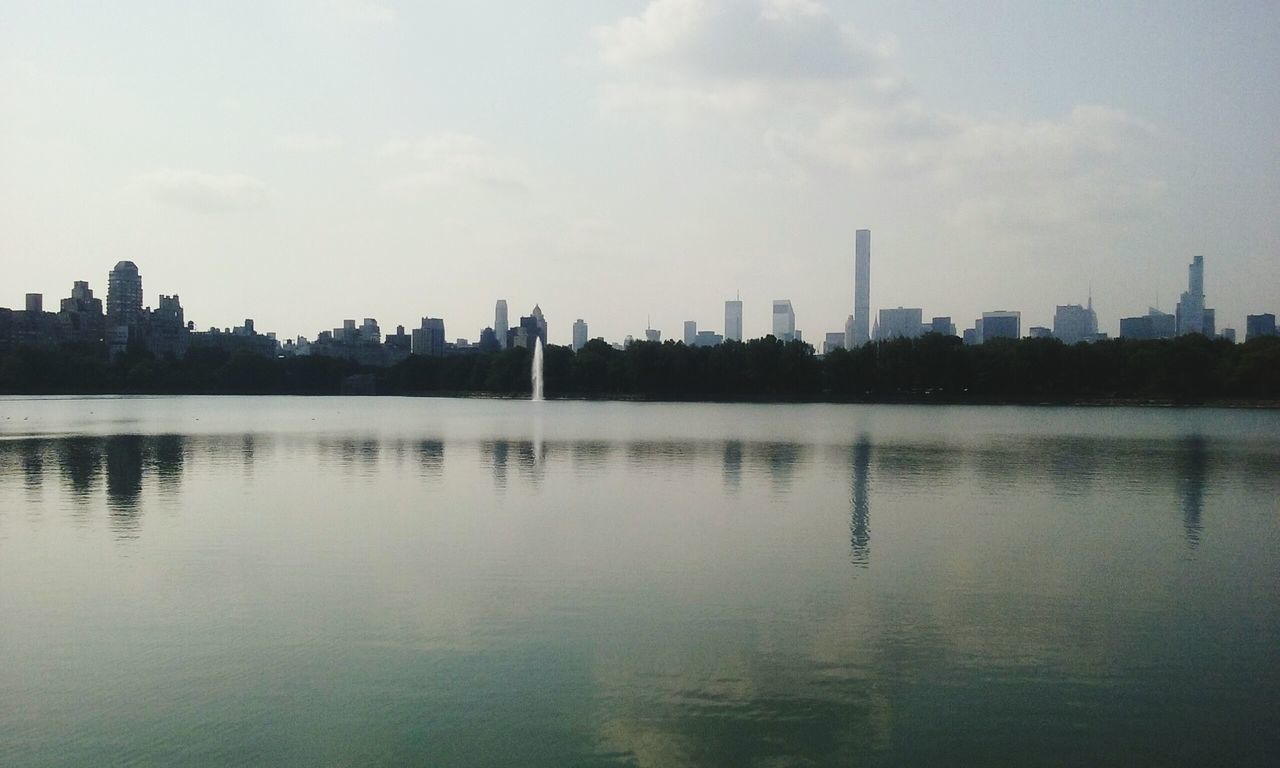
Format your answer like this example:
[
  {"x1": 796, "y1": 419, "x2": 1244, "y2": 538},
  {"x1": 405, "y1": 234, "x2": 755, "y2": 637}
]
[{"x1": 3, "y1": 0, "x2": 1278, "y2": 344}]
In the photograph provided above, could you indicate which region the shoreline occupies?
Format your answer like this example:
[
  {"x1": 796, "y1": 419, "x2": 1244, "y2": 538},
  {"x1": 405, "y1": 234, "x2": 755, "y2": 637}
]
[{"x1": 4, "y1": 390, "x2": 1280, "y2": 409}]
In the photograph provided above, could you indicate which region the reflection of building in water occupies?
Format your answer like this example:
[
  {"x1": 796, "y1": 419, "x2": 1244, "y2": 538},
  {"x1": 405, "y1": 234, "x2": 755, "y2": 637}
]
[
  {"x1": 1176, "y1": 436, "x2": 1208, "y2": 549},
  {"x1": 570, "y1": 441, "x2": 613, "y2": 475},
  {"x1": 105, "y1": 435, "x2": 145, "y2": 537},
  {"x1": 850, "y1": 438, "x2": 871, "y2": 567},
  {"x1": 514, "y1": 440, "x2": 545, "y2": 485},
  {"x1": 20, "y1": 438, "x2": 45, "y2": 492},
  {"x1": 58, "y1": 437, "x2": 103, "y2": 500},
  {"x1": 762, "y1": 442, "x2": 801, "y2": 490},
  {"x1": 418, "y1": 440, "x2": 445, "y2": 477},
  {"x1": 721, "y1": 441, "x2": 743, "y2": 491},
  {"x1": 152, "y1": 434, "x2": 185, "y2": 492},
  {"x1": 484, "y1": 440, "x2": 510, "y2": 490}
]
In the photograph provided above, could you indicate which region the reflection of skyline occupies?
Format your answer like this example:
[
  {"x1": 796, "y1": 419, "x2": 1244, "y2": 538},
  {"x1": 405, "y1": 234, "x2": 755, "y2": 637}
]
[
  {"x1": 721, "y1": 440, "x2": 742, "y2": 492},
  {"x1": 1176, "y1": 436, "x2": 1208, "y2": 549},
  {"x1": 483, "y1": 440, "x2": 509, "y2": 490},
  {"x1": 851, "y1": 437, "x2": 871, "y2": 568},
  {"x1": 418, "y1": 439, "x2": 445, "y2": 477},
  {"x1": 0, "y1": 434, "x2": 187, "y2": 539},
  {"x1": 1, "y1": 430, "x2": 1259, "y2": 551}
]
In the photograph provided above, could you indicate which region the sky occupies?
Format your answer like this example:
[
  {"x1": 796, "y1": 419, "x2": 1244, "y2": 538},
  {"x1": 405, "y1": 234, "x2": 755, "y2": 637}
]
[{"x1": 2, "y1": 0, "x2": 1278, "y2": 345}]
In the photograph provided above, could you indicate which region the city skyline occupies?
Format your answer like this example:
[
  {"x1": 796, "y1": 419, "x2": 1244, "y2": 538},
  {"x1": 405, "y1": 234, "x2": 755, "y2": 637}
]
[
  {"x1": 3, "y1": 243, "x2": 1271, "y2": 352},
  {"x1": 3, "y1": 1, "x2": 1278, "y2": 343}
]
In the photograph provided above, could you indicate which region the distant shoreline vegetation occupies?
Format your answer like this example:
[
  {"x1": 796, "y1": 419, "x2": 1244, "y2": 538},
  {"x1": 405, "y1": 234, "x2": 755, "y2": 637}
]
[{"x1": 1, "y1": 335, "x2": 1278, "y2": 406}]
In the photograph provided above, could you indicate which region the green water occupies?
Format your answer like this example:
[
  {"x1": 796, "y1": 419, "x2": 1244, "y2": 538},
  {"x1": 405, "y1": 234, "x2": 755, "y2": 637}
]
[{"x1": 1, "y1": 397, "x2": 1278, "y2": 766}]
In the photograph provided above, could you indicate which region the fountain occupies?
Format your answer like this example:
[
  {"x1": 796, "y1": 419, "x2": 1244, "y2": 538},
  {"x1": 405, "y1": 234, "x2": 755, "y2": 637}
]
[{"x1": 531, "y1": 337, "x2": 544, "y2": 401}]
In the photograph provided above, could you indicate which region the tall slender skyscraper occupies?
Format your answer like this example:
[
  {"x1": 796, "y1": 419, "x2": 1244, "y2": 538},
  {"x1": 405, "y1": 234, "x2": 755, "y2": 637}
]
[
  {"x1": 1176, "y1": 255, "x2": 1208, "y2": 336},
  {"x1": 724, "y1": 298, "x2": 743, "y2": 342},
  {"x1": 852, "y1": 229, "x2": 871, "y2": 347},
  {"x1": 494, "y1": 300, "x2": 509, "y2": 349}
]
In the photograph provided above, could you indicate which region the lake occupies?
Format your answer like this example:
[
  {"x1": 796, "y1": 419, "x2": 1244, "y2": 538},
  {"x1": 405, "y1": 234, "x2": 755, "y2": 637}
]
[{"x1": 1, "y1": 396, "x2": 1278, "y2": 766}]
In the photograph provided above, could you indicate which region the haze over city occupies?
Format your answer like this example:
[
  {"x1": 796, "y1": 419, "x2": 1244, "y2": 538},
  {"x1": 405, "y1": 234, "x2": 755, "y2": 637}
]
[{"x1": 3, "y1": 0, "x2": 1278, "y2": 344}]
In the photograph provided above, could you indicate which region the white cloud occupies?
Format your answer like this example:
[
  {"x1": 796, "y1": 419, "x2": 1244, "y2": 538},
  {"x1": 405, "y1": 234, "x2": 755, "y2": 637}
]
[
  {"x1": 596, "y1": 0, "x2": 1167, "y2": 245},
  {"x1": 595, "y1": 0, "x2": 880, "y2": 80},
  {"x1": 277, "y1": 133, "x2": 343, "y2": 152},
  {"x1": 379, "y1": 133, "x2": 531, "y2": 195},
  {"x1": 130, "y1": 169, "x2": 268, "y2": 213}
]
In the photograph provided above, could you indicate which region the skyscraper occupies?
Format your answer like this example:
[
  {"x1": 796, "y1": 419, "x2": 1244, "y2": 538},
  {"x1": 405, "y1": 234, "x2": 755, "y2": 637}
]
[
  {"x1": 852, "y1": 229, "x2": 871, "y2": 347},
  {"x1": 494, "y1": 300, "x2": 509, "y2": 349},
  {"x1": 107, "y1": 260, "x2": 143, "y2": 327},
  {"x1": 772, "y1": 300, "x2": 795, "y2": 342},
  {"x1": 572, "y1": 318, "x2": 588, "y2": 352},
  {"x1": 724, "y1": 298, "x2": 743, "y2": 342},
  {"x1": 683, "y1": 320, "x2": 697, "y2": 345},
  {"x1": 412, "y1": 317, "x2": 446, "y2": 357},
  {"x1": 979, "y1": 311, "x2": 1020, "y2": 342},
  {"x1": 1176, "y1": 255, "x2": 1211, "y2": 336},
  {"x1": 1246, "y1": 313, "x2": 1276, "y2": 341},
  {"x1": 876, "y1": 307, "x2": 923, "y2": 340},
  {"x1": 530, "y1": 305, "x2": 547, "y2": 344},
  {"x1": 1053, "y1": 298, "x2": 1098, "y2": 344}
]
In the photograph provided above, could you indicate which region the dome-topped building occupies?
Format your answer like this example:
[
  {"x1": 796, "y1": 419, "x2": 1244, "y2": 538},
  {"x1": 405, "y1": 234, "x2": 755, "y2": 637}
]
[{"x1": 107, "y1": 260, "x2": 143, "y2": 326}]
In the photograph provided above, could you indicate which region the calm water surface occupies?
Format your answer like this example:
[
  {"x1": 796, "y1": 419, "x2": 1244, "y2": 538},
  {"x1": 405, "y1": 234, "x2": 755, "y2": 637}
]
[{"x1": 1, "y1": 396, "x2": 1278, "y2": 766}]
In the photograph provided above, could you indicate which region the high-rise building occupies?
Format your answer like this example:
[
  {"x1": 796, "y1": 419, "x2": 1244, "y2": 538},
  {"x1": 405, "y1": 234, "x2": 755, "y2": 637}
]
[
  {"x1": 572, "y1": 319, "x2": 588, "y2": 352},
  {"x1": 852, "y1": 229, "x2": 871, "y2": 347},
  {"x1": 25, "y1": 294, "x2": 42, "y2": 313},
  {"x1": 725, "y1": 299, "x2": 743, "y2": 342},
  {"x1": 979, "y1": 311, "x2": 1020, "y2": 343},
  {"x1": 510, "y1": 310, "x2": 547, "y2": 349},
  {"x1": 1053, "y1": 299, "x2": 1099, "y2": 345},
  {"x1": 823, "y1": 332, "x2": 845, "y2": 355},
  {"x1": 1176, "y1": 255, "x2": 1214, "y2": 336},
  {"x1": 385, "y1": 325, "x2": 412, "y2": 354},
  {"x1": 1246, "y1": 313, "x2": 1276, "y2": 341},
  {"x1": 772, "y1": 300, "x2": 795, "y2": 342},
  {"x1": 683, "y1": 320, "x2": 697, "y2": 346},
  {"x1": 530, "y1": 305, "x2": 547, "y2": 344},
  {"x1": 107, "y1": 261, "x2": 143, "y2": 327},
  {"x1": 412, "y1": 317, "x2": 446, "y2": 357},
  {"x1": 644, "y1": 328, "x2": 661, "y2": 343},
  {"x1": 495, "y1": 300, "x2": 509, "y2": 349},
  {"x1": 693, "y1": 331, "x2": 722, "y2": 347},
  {"x1": 59, "y1": 280, "x2": 105, "y2": 344},
  {"x1": 876, "y1": 307, "x2": 923, "y2": 340},
  {"x1": 929, "y1": 316, "x2": 956, "y2": 336}
]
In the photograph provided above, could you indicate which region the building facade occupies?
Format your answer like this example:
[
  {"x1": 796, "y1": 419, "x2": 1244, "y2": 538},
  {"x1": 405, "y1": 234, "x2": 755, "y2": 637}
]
[
  {"x1": 772, "y1": 300, "x2": 795, "y2": 342},
  {"x1": 724, "y1": 299, "x2": 743, "y2": 342},
  {"x1": 494, "y1": 300, "x2": 509, "y2": 349},
  {"x1": 876, "y1": 307, "x2": 924, "y2": 341},
  {"x1": 1246, "y1": 313, "x2": 1276, "y2": 341},
  {"x1": 1053, "y1": 301, "x2": 1099, "y2": 345},
  {"x1": 851, "y1": 229, "x2": 871, "y2": 347},
  {"x1": 979, "y1": 311, "x2": 1021, "y2": 343},
  {"x1": 412, "y1": 317, "x2": 446, "y2": 357},
  {"x1": 1175, "y1": 255, "x2": 1215, "y2": 336},
  {"x1": 572, "y1": 319, "x2": 588, "y2": 352}
]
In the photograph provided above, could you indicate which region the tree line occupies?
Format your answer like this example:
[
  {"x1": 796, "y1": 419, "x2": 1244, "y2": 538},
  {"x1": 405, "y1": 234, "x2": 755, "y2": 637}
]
[{"x1": 1, "y1": 334, "x2": 1277, "y2": 404}]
